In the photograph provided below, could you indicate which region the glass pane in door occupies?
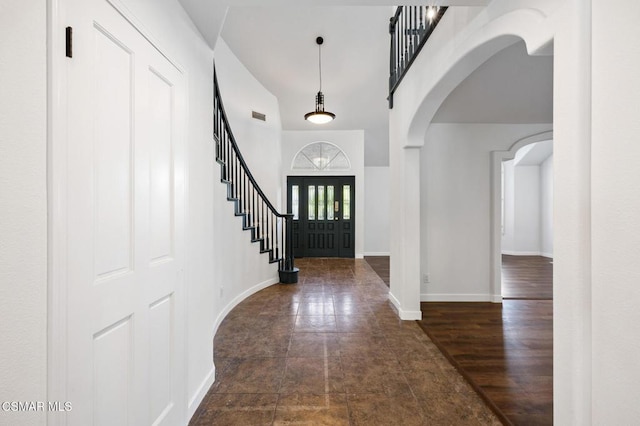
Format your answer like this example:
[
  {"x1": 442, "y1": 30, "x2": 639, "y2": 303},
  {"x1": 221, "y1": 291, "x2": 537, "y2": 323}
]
[
  {"x1": 327, "y1": 185, "x2": 334, "y2": 220},
  {"x1": 291, "y1": 185, "x2": 299, "y2": 220},
  {"x1": 318, "y1": 186, "x2": 325, "y2": 220},
  {"x1": 308, "y1": 185, "x2": 316, "y2": 220},
  {"x1": 343, "y1": 185, "x2": 351, "y2": 220}
]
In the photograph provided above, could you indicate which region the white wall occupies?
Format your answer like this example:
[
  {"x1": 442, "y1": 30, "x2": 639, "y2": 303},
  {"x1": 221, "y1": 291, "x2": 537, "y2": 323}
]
[
  {"x1": 282, "y1": 130, "x2": 365, "y2": 258},
  {"x1": 502, "y1": 152, "x2": 553, "y2": 257},
  {"x1": 0, "y1": 1, "x2": 47, "y2": 425},
  {"x1": 540, "y1": 155, "x2": 553, "y2": 257},
  {"x1": 208, "y1": 33, "x2": 283, "y2": 394},
  {"x1": 591, "y1": 0, "x2": 640, "y2": 422},
  {"x1": 211, "y1": 40, "x2": 282, "y2": 280},
  {"x1": 514, "y1": 166, "x2": 541, "y2": 252},
  {"x1": 364, "y1": 167, "x2": 390, "y2": 255},
  {"x1": 388, "y1": 0, "x2": 558, "y2": 319},
  {"x1": 420, "y1": 123, "x2": 551, "y2": 302},
  {"x1": 215, "y1": 39, "x2": 283, "y2": 207},
  {"x1": 501, "y1": 160, "x2": 515, "y2": 253},
  {"x1": 502, "y1": 145, "x2": 554, "y2": 257}
]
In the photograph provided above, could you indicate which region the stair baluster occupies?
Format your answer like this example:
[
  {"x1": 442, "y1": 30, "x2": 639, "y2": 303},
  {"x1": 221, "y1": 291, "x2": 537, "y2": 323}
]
[
  {"x1": 213, "y1": 68, "x2": 299, "y2": 284},
  {"x1": 388, "y1": 5, "x2": 448, "y2": 108}
]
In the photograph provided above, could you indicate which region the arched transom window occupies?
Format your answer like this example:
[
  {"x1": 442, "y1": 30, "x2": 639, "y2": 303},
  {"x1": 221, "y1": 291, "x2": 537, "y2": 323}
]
[{"x1": 291, "y1": 142, "x2": 351, "y2": 171}]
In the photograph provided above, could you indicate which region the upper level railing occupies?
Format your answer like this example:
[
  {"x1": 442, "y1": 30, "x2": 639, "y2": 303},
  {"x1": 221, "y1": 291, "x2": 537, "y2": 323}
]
[
  {"x1": 388, "y1": 5, "x2": 448, "y2": 108},
  {"x1": 213, "y1": 68, "x2": 299, "y2": 284}
]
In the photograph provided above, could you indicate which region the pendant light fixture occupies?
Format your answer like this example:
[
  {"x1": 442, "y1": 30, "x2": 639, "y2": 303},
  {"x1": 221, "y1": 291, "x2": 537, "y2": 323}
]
[{"x1": 304, "y1": 37, "x2": 335, "y2": 124}]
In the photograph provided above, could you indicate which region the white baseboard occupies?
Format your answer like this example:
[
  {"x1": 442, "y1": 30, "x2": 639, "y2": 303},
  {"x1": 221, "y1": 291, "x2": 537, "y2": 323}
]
[
  {"x1": 212, "y1": 275, "x2": 279, "y2": 337},
  {"x1": 388, "y1": 291, "x2": 401, "y2": 312},
  {"x1": 399, "y1": 310, "x2": 422, "y2": 320},
  {"x1": 502, "y1": 250, "x2": 553, "y2": 258},
  {"x1": 189, "y1": 275, "x2": 279, "y2": 422},
  {"x1": 502, "y1": 250, "x2": 542, "y2": 256},
  {"x1": 420, "y1": 293, "x2": 494, "y2": 302},
  {"x1": 187, "y1": 366, "x2": 215, "y2": 419},
  {"x1": 388, "y1": 292, "x2": 422, "y2": 320},
  {"x1": 363, "y1": 252, "x2": 391, "y2": 256},
  {"x1": 355, "y1": 253, "x2": 364, "y2": 259}
]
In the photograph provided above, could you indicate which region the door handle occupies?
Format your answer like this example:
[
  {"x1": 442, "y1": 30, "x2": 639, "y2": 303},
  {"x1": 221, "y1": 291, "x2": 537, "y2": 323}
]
[{"x1": 334, "y1": 201, "x2": 339, "y2": 220}]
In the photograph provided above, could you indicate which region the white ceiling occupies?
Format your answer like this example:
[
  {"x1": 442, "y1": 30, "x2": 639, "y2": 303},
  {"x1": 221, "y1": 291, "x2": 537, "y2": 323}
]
[
  {"x1": 178, "y1": 0, "x2": 490, "y2": 48},
  {"x1": 221, "y1": 6, "x2": 392, "y2": 166},
  {"x1": 177, "y1": 1, "x2": 552, "y2": 167}
]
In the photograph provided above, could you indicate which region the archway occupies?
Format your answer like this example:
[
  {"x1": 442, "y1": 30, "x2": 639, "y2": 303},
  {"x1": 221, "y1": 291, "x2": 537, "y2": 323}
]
[
  {"x1": 388, "y1": 5, "x2": 555, "y2": 319},
  {"x1": 490, "y1": 132, "x2": 553, "y2": 300},
  {"x1": 410, "y1": 31, "x2": 554, "y2": 424}
]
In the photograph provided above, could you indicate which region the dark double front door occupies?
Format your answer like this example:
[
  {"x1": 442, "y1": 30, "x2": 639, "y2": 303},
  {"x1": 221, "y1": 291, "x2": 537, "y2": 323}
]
[{"x1": 287, "y1": 176, "x2": 355, "y2": 258}]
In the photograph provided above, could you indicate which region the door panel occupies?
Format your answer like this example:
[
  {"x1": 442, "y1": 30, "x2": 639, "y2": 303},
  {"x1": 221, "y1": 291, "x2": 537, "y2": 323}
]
[
  {"x1": 148, "y1": 68, "x2": 175, "y2": 263},
  {"x1": 92, "y1": 317, "x2": 132, "y2": 426},
  {"x1": 93, "y1": 24, "x2": 134, "y2": 278},
  {"x1": 287, "y1": 176, "x2": 355, "y2": 258},
  {"x1": 65, "y1": 0, "x2": 184, "y2": 424}
]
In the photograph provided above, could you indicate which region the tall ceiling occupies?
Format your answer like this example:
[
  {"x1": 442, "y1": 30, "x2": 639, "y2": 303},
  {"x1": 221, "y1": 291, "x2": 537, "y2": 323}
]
[
  {"x1": 178, "y1": 1, "x2": 552, "y2": 167},
  {"x1": 221, "y1": 6, "x2": 392, "y2": 166}
]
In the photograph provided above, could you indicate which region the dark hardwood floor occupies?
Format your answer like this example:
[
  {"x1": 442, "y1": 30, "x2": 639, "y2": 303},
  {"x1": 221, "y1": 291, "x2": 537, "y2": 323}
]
[
  {"x1": 502, "y1": 255, "x2": 553, "y2": 300},
  {"x1": 416, "y1": 255, "x2": 554, "y2": 425},
  {"x1": 364, "y1": 256, "x2": 390, "y2": 287}
]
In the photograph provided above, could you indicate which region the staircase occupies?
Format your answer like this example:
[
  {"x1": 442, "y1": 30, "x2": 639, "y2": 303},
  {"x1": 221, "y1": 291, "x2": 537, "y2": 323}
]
[{"x1": 213, "y1": 69, "x2": 299, "y2": 284}]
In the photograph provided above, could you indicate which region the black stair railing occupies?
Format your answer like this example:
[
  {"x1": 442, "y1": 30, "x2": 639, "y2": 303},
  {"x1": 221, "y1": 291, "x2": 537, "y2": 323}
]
[
  {"x1": 388, "y1": 5, "x2": 448, "y2": 108},
  {"x1": 213, "y1": 68, "x2": 299, "y2": 284}
]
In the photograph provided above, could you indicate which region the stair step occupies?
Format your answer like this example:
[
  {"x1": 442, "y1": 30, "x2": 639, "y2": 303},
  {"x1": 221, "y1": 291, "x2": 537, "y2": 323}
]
[{"x1": 223, "y1": 189, "x2": 276, "y2": 257}]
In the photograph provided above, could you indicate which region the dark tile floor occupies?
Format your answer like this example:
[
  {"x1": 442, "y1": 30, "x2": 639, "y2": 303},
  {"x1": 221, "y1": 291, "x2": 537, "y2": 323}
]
[{"x1": 190, "y1": 258, "x2": 500, "y2": 425}]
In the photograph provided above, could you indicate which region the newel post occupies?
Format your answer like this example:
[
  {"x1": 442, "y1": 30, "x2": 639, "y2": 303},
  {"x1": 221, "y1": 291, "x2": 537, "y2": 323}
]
[{"x1": 278, "y1": 213, "x2": 299, "y2": 284}]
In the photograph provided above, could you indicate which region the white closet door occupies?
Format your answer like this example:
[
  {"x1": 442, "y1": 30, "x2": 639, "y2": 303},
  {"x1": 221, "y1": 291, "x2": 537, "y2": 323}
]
[{"x1": 64, "y1": 0, "x2": 185, "y2": 424}]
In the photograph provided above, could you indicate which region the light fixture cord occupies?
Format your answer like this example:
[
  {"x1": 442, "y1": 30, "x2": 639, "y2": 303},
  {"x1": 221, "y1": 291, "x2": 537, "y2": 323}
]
[{"x1": 318, "y1": 43, "x2": 322, "y2": 92}]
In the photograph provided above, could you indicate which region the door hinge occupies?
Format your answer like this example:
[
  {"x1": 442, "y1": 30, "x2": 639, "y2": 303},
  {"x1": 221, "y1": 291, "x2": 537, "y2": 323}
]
[{"x1": 65, "y1": 26, "x2": 72, "y2": 58}]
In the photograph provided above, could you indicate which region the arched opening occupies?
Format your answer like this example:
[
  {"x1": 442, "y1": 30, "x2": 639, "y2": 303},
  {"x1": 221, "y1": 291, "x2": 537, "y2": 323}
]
[
  {"x1": 495, "y1": 137, "x2": 553, "y2": 300},
  {"x1": 494, "y1": 140, "x2": 553, "y2": 300},
  {"x1": 418, "y1": 39, "x2": 554, "y2": 424},
  {"x1": 421, "y1": 40, "x2": 553, "y2": 302}
]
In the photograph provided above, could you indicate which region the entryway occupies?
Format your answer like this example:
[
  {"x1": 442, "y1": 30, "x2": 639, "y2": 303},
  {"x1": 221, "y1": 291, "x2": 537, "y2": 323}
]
[
  {"x1": 287, "y1": 176, "x2": 355, "y2": 258},
  {"x1": 190, "y1": 258, "x2": 498, "y2": 425}
]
